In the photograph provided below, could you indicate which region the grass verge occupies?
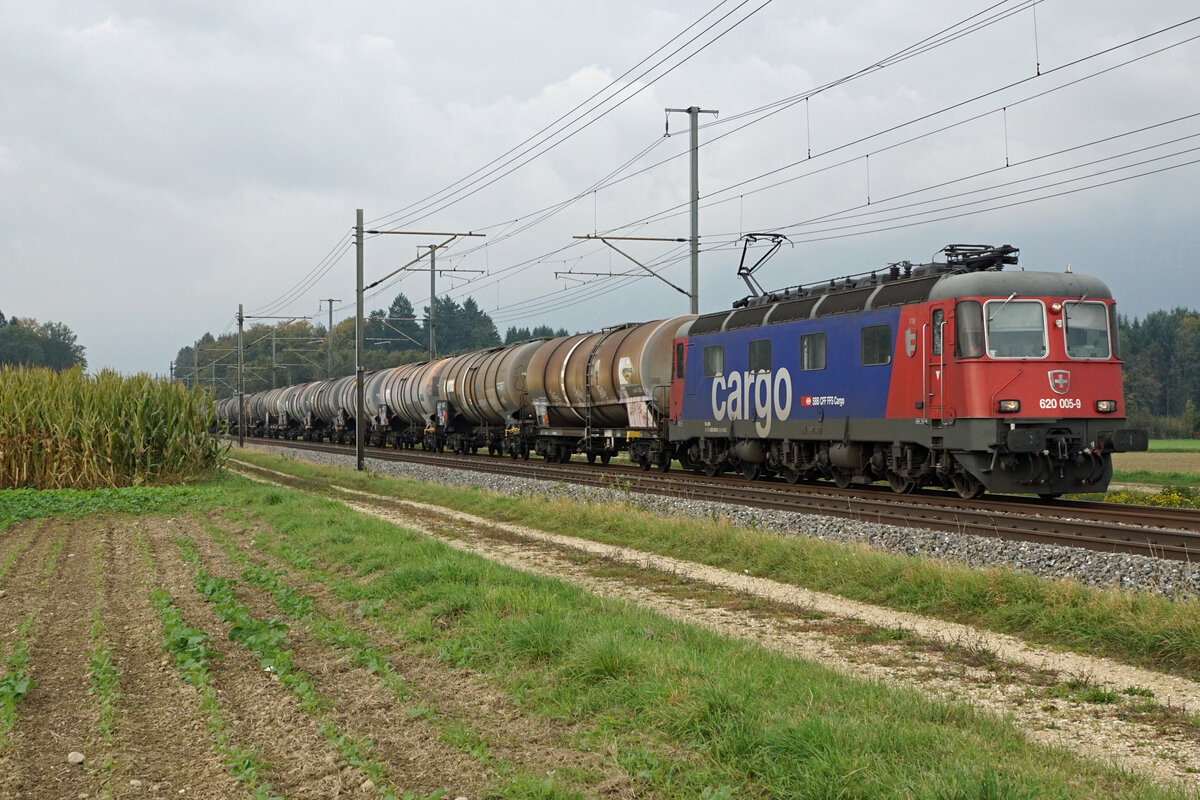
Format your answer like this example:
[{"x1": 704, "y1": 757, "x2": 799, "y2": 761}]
[
  {"x1": 219, "y1": 468, "x2": 1189, "y2": 799},
  {"x1": 232, "y1": 451, "x2": 1200, "y2": 682}
]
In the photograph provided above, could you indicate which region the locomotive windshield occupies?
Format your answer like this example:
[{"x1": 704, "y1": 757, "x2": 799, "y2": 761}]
[
  {"x1": 1063, "y1": 301, "x2": 1112, "y2": 359},
  {"x1": 985, "y1": 299, "x2": 1047, "y2": 359}
]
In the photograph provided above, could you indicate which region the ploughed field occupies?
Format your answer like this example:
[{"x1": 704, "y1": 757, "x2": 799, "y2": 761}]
[
  {"x1": 1113, "y1": 451, "x2": 1200, "y2": 475},
  {"x1": 0, "y1": 513, "x2": 624, "y2": 799},
  {"x1": 3, "y1": 460, "x2": 1199, "y2": 799}
]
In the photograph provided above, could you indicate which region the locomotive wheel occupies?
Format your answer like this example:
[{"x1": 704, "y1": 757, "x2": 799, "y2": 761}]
[
  {"x1": 702, "y1": 462, "x2": 721, "y2": 477},
  {"x1": 600, "y1": 453, "x2": 611, "y2": 465},
  {"x1": 952, "y1": 471, "x2": 984, "y2": 500},
  {"x1": 1038, "y1": 492, "x2": 1063, "y2": 500},
  {"x1": 886, "y1": 471, "x2": 916, "y2": 494},
  {"x1": 740, "y1": 462, "x2": 762, "y2": 481},
  {"x1": 779, "y1": 467, "x2": 801, "y2": 485},
  {"x1": 831, "y1": 468, "x2": 851, "y2": 489}
]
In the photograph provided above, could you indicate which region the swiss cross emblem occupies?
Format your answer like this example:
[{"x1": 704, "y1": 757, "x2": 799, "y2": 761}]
[{"x1": 1048, "y1": 370, "x2": 1071, "y2": 395}]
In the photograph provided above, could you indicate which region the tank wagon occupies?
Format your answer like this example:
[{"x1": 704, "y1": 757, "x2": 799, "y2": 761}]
[{"x1": 216, "y1": 243, "x2": 1147, "y2": 497}]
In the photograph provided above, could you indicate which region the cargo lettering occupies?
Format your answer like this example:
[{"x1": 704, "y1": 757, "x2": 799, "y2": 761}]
[{"x1": 711, "y1": 368, "x2": 793, "y2": 437}]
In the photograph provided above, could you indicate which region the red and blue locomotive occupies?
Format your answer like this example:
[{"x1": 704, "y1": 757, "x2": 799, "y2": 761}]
[{"x1": 667, "y1": 244, "x2": 1147, "y2": 497}]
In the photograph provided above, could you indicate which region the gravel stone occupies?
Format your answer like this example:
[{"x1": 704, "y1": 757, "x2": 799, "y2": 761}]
[{"x1": 246, "y1": 445, "x2": 1200, "y2": 600}]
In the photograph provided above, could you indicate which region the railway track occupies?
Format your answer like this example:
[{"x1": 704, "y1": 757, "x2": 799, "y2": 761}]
[{"x1": 235, "y1": 437, "x2": 1200, "y2": 563}]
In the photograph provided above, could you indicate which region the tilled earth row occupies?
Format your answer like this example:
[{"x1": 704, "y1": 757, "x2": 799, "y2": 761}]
[{"x1": 0, "y1": 507, "x2": 632, "y2": 799}]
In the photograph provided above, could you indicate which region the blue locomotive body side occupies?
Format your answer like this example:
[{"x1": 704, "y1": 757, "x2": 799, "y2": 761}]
[{"x1": 679, "y1": 307, "x2": 903, "y2": 432}]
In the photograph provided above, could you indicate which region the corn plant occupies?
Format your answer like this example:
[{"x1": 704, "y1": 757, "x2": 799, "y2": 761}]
[{"x1": 0, "y1": 365, "x2": 224, "y2": 489}]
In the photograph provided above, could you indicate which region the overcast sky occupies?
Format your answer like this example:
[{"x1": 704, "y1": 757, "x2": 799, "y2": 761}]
[{"x1": 2, "y1": 0, "x2": 1198, "y2": 374}]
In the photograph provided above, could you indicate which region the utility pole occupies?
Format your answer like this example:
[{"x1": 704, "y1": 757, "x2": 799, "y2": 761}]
[
  {"x1": 353, "y1": 217, "x2": 486, "y2": 470},
  {"x1": 320, "y1": 298, "x2": 341, "y2": 379},
  {"x1": 193, "y1": 339, "x2": 200, "y2": 389},
  {"x1": 429, "y1": 246, "x2": 437, "y2": 358},
  {"x1": 666, "y1": 105, "x2": 718, "y2": 314},
  {"x1": 355, "y1": 209, "x2": 365, "y2": 472},
  {"x1": 237, "y1": 304, "x2": 245, "y2": 449}
]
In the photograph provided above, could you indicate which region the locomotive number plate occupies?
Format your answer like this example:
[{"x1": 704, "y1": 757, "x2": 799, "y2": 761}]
[{"x1": 1039, "y1": 397, "x2": 1082, "y2": 410}]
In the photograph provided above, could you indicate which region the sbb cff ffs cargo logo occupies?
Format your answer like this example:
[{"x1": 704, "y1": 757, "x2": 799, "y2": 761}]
[{"x1": 1048, "y1": 370, "x2": 1071, "y2": 395}]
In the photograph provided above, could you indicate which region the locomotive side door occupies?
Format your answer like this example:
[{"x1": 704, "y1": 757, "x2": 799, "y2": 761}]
[
  {"x1": 669, "y1": 338, "x2": 687, "y2": 420},
  {"x1": 926, "y1": 305, "x2": 948, "y2": 420}
]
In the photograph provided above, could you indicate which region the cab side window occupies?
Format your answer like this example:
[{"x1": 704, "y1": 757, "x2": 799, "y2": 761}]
[
  {"x1": 955, "y1": 300, "x2": 984, "y2": 358},
  {"x1": 932, "y1": 309, "x2": 944, "y2": 356}
]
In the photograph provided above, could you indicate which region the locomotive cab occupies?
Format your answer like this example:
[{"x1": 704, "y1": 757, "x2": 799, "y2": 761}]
[{"x1": 896, "y1": 270, "x2": 1148, "y2": 497}]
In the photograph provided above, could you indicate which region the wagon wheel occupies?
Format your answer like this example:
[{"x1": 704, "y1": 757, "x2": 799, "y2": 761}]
[
  {"x1": 740, "y1": 462, "x2": 762, "y2": 481},
  {"x1": 657, "y1": 453, "x2": 672, "y2": 473},
  {"x1": 586, "y1": 452, "x2": 597, "y2": 465},
  {"x1": 639, "y1": 454, "x2": 652, "y2": 471},
  {"x1": 886, "y1": 470, "x2": 916, "y2": 495},
  {"x1": 830, "y1": 468, "x2": 851, "y2": 489},
  {"x1": 951, "y1": 471, "x2": 984, "y2": 500},
  {"x1": 702, "y1": 462, "x2": 722, "y2": 478},
  {"x1": 600, "y1": 453, "x2": 611, "y2": 465},
  {"x1": 522, "y1": 446, "x2": 531, "y2": 460},
  {"x1": 1037, "y1": 492, "x2": 1063, "y2": 500}
]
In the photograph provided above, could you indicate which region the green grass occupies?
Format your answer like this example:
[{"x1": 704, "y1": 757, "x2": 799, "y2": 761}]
[
  {"x1": 213, "y1": 470, "x2": 1190, "y2": 799},
  {"x1": 0, "y1": 485, "x2": 219, "y2": 530},
  {"x1": 1111, "y1": 470, "x2": 1200, "y2": 489},
  {"x1": 1148, "y1": 439, "x2": 1200, "y2": 452},
  {"x1": 233, "y1": 451, "x2": 1200, "y2": 682}
]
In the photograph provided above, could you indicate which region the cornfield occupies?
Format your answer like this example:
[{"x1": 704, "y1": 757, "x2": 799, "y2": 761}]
[{"x1": 0, "y1": 366, "x2": 225, "y2": 489}]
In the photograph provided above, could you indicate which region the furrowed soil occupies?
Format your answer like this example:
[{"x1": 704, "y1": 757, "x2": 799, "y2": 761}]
[
  {"x1": 0, "y1": 510, "x2": 634, "y2": 799},
  {"x1": 1112, "y1": 451, "x2": 1200, "y2": 474}
]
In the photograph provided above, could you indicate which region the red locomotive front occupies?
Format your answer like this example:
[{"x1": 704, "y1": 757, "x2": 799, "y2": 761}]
[{"x1": 886, "y1": 266, "x2": 1147, "y2": 497}]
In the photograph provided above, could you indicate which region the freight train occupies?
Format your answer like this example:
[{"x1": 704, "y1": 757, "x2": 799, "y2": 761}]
[{"x1": 215, "y1": 243, "x2": 1147, "y2": 498}]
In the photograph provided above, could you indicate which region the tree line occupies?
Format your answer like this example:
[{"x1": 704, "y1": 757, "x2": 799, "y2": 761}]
[
  {"x1": 174, "y1": 293, "x2": 569, "y2": 399},
  {"x1": 1119, "y1": 308, "x2": 1200, "y2": 437},
  {"x1": 0, "y1": 310, "x2": 87, "y2": 370}
]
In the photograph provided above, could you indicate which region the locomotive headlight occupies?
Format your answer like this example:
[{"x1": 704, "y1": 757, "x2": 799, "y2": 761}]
[
  {"x1": 998, "y1": 399, "x2": 1021, "y2": 413},
  {"x1": 1096, "y1": 400, "x2": 1117, "y2": 413}
]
